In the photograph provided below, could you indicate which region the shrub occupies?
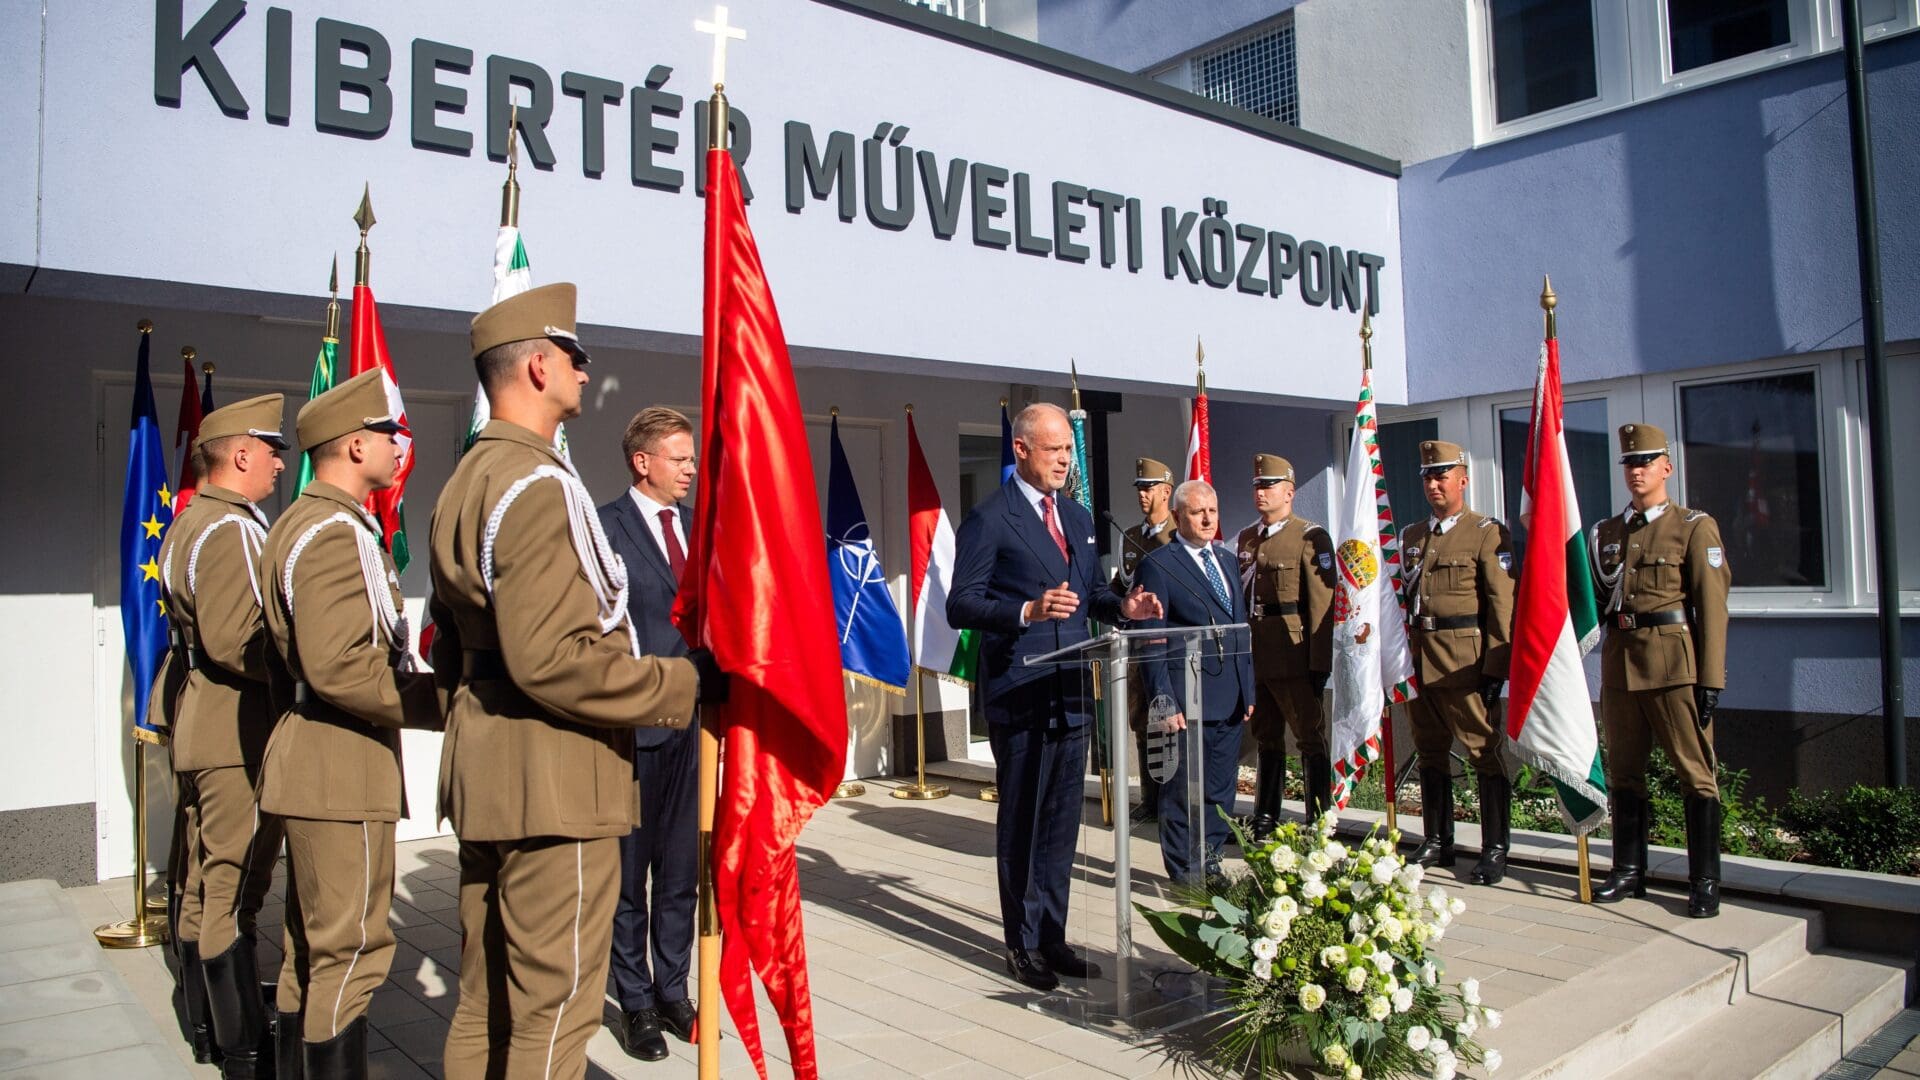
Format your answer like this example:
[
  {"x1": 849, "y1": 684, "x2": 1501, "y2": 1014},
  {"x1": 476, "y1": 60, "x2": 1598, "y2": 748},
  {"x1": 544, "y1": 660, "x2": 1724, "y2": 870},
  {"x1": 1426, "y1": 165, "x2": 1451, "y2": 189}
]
[{"x1": 1782, "y1": 785, "x2": 1920, "y2": 876}]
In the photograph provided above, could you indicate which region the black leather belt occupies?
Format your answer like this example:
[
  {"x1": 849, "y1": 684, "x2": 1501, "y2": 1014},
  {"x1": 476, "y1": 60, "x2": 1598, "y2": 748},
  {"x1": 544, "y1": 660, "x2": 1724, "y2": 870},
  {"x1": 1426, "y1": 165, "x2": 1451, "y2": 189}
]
[
  {"x1": 462, "y1": 649, "x2": 510, "y2": 681},
  {"x1": 1410, "y1": 614, "x2": 1478, "y2": 631},
  {"x1": 1611, "y1": 609, "x2": 1688, "y2": 631},
  {"x1": 1251, "y1": 601, "x2": 1301, "y2": 618},
  {"x1": 291, "y1": 681, "x2": 312, "y2": 706}
]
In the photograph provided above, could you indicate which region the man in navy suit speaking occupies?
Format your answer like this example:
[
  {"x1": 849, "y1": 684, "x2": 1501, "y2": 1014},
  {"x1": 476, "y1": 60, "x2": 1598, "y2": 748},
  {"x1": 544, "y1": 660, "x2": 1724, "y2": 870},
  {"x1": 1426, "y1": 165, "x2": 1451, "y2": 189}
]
[
  {"x1": 949, "y1": 403, "x2": 1162, "y2": 991},
  {"x1": 1133, "y1": 480, "x2": 1255, "y2": 883},
  {"x1": 596, "y1": 407, "x2": 701, "y2": 1061}
]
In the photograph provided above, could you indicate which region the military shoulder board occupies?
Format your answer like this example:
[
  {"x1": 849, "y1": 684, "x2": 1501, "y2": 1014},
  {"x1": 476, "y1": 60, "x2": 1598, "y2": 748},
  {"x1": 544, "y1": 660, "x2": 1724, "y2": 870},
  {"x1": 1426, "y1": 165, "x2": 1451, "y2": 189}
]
[
  {"x1": 1684, "y1": 509, "x2": 1708, "y2": 522},
  {"x1": 1479, "y1": 517, "x2": 1499, "y2": 529}
]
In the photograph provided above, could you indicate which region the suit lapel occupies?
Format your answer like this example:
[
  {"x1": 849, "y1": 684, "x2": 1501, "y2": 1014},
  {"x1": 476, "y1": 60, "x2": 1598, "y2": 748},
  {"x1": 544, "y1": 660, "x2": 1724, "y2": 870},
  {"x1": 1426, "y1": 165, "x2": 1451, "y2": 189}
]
[
  {"x1": 1001, "y1": 483, "x2": 1068, "y2": 583},
  {"x1": 617, "y1": 496, "x2": 677, "y2": 591},
  {"x1": 1172, "y1": 542, "x2": 1232, "y2": 619}
]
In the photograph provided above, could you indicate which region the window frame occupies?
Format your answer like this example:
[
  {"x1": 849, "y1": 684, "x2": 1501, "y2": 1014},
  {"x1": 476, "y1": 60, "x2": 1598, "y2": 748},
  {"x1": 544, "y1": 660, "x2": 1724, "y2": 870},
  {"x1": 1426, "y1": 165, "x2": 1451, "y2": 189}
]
[
  {"x1": 1145, "y1": 12, "x2": 1300, "y2": 126},
  {"x1": 1468, "y1": 0, "x2": 1920, "y2": 146},
  {"x1": 1485, "y1": 378, "x2": 1639, "y2": 528}
]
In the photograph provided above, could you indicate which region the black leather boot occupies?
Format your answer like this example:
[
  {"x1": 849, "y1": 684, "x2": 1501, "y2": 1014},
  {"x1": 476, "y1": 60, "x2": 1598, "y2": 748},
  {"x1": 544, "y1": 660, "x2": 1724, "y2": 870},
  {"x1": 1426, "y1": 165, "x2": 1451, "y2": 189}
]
[
  {"x1": 1685, "y1": 796, "x2": 1722, "y2": 919},
  {"x1": 180, "y1": 941, "x2": 220, "y2": 1065},
  {"x1": 276, "y1": 1011, "x2": 304, "y2": 1080},
  {"x1": 1592, "y1": 792, "x2": 1648, "y2": 902},
  {"x1": 302, "y1": 1015, "x2": 367, "y2": 1080},
  {"x1": 203, "y1": 937, "x2": 275, "y2": 1079},
  {"x1": 1470, "y1": 773, "x2": 1510, "y2": 885},
  {"x1": 1410, "y1": 768, "x2": 1456, "y2": 868},
  {"x1": 1249, "y1": 751, "x2": 1285, "y2": 840},
  {"x1": 1302, "y1": 753, "x2": 1333, "y2": 826}
]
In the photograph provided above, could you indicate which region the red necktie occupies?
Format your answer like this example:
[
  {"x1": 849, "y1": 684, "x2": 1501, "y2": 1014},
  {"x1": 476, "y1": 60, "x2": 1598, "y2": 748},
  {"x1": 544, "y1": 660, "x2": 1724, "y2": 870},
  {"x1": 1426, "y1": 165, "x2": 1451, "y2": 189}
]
[
  {"x1": 1041, "y1": 495, "x2": 1069, "y2": 562},
  {"x1": 659, "y1": 507, "x2": 687, "y2": 582}
]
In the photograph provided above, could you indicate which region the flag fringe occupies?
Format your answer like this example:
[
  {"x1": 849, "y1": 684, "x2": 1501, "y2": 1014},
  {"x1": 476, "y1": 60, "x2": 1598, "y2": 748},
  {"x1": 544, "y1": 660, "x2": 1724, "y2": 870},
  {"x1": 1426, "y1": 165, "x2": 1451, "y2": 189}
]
[
  {"x1": 1508, "y1": 743, "x2": 1608, "y2": 834},
  {"x1": 914, "y1": 665, "x2": 976, "y2": 689},
  {"x1": 843, "y1": 669, "x2": 907, "y2": 696}
]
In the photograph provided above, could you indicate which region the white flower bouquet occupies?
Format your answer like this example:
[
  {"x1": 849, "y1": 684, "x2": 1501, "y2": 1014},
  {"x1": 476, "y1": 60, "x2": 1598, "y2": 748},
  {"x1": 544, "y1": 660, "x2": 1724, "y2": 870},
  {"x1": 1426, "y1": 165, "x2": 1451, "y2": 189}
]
[{"x1": 1137, "y1": 813, "x2": 1498, "y2": 1078}]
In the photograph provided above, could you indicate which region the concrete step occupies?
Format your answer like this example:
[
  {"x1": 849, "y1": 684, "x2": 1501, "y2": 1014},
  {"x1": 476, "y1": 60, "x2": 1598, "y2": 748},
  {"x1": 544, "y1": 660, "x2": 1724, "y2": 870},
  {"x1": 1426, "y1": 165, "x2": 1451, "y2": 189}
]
[
  {"x1": 1601, "y1": 949, "x2": 1914, "y2": 1080},
  {"x1": 1504, "y1": 899, "x2": 1828, "y2": 1079}
]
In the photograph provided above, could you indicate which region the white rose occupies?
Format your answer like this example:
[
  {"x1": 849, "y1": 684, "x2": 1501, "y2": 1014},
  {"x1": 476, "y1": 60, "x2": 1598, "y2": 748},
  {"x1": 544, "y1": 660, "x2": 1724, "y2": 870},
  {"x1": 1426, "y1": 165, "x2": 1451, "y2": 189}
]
[
  {"x1": 1437, "y1": 909, "x2": 1454, "y2": 928},
  {"x1": 1252, "y1": 937, "x2": 1278, "y2": 961},
  {"x1": 1421, "y1": 961, "x2": 1439, "y2": 987},
  {"x1": 1431, "y1": 1039, "x2": 1450, "y2": 1056},
  {"x1": 1346, "y1": 1065, "x2": 1364, "y2": 1080},
  {"x1": 1270, "y1": 917, "x2": 1292, "y2": 943},
  {"x1": 1392, "y1": 987, "x2": 1414, "y2": 1013},
  {"x1": 1448, "y1": 897, "x2": 1466, "y2": 916},
  {"x1": 1299, "y1": 983, "x2": 1327, "y2": 1011},
  {"x1": 1307, "y1": 849, "x2": 1334, "y2": 873},
  {"x1": 1485, "y1": 1049, "x2": 1504, "y2": 1073},
  {"x1": 1271, "y1": 846, "x2": 1299, "y2": 872},
  {"x1": 1397, "y1": 864, "x2": 1426, "y2": 891},
  {"x1": 1432, "y1": 1051, "x2": 1458, "y2": 1080},
  {"x1": 1457, "y1": 1012, "x2": 1479, "y2": 1038},
  {"x1": 1323, "y1": 1044, "x2": 1349, "y2": 1068},
  {"x1": 1367, "y1": 995, "x2": 1391, "y2": 1021},
  {"x1": 1380, "y1": 917, "x2": 1406, "y2": 944},
  {"x1": 1349, "y1": 913, "x2": 1370, "y2": 936},
  {"x1": 1321, "y1": 946, "x2": 1349, "y2": 969},
  {"x1": 1482, "y1": 1007, "x2": 1502, "y2": 1030},
  {"x1": 1345, "y1": 966, "x2": 1369, "y2": 992},
  {"x1": 1427, "y1": 887, "x2": 1448, "y2": 912},
  {"x1": 1461, "y1": 978, "x2": 1481, "y2": 1006},
  {"x1": 1411, "y1": 924, "x2": 1431, "y2": 946},
  {"x1": 1370, "y1": 950, "x2": 1395, "y2": 974},
  {"x1": 1406, "y1": 1025, "x2": 1431, "y2": 1052},
  {"x1": 1371, "y1": 860, "x2": 1396, "y2": 885},
  {"x1": 1430, "y1": 923, "x2": 1446, "y2": 942},
  {"x1": 1371, "y1": 903, "x2": 1392, "y2": 923},
  {"x1": 1262, "y1": 907, "x2": 1290, "y2": 938},
  {"x1": 1252, "y1": 957, "x2": 1274, "y2": 981},
  {"x1": 1275, "y1": 896, "x2": 1299, "y2": 919},
  {"x1": 1303, "y1": 877, "x2": 1329, "y2": 900}
]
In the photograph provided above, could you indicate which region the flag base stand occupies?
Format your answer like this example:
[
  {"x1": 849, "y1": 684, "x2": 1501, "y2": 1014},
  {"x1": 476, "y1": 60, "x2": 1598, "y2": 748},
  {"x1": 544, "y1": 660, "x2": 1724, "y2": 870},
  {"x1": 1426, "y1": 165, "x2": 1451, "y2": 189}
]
[
  {"x1": 833, "y1": 782, "x2": 867, "y2": 799},
  {"x1": 1098, "y1": 769, "x2": 1113, "y2": 826},
  {"x1": 98, "y1": 739, "x2": 168, "y2": 951},
  {"x1": 892, "y1": 782, "x2": 948, "y2": 801},
  {"x1": 980, "y1": 785, "x2": 999, "y2": 803}
]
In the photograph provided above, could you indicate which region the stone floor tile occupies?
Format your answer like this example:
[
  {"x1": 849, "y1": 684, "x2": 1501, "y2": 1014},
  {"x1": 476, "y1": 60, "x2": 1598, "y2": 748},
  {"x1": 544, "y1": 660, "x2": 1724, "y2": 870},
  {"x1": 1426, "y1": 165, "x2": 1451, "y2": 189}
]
[
  {"x1": 933, "y1": 1024, "x2": 1076, "y2": 1076},
  {"x1": 0, "y1": 1042, "x2": 188, "y2": 1079},
  {"x1": 0, "y1": 971, "x2": 135, "y2": 1026},
  {"x1": 836, "y1": 1029, "x2": 970, "y2": 1076},
  {"x1": 367, "y1": 1048, "x2": 434, "y2": 1080},
  {"x1": 0, "y1": 943, "x2": 100, "y2": 989}
]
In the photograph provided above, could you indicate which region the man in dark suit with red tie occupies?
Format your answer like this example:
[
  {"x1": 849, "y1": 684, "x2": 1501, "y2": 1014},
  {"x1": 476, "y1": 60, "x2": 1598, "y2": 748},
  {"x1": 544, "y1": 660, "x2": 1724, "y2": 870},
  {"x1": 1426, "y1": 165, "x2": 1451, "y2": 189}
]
[
  {"x1": 949, "y1": 403, "x2": 1162, "y2": 991},
  {"x1": 596, "y1": 407, "x2": 701, "y2": 1061}
]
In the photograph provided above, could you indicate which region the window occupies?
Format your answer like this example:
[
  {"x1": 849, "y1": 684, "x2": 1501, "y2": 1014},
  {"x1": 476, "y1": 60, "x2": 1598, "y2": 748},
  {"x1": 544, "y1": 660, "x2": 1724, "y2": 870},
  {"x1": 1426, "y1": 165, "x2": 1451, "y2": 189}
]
[
  {"x1": 1151, "y1": 18, "x2": 1300, "y2": 127},
  {"x1": 1376, "y1": 418, "x2": 1440, "y2": 536},
  {"x1": 1886, "y1": 352, "x2": 1920, "y2": 595},
  {"x1": 1490, "y1": 0, "x2": 1601, "y2": 123},
  {"x1": 1668, "y1": 0, "x2": 1792, "y2": 72},
  {"x1": 1678, "y1": 371, "x2": 1825, "y2": 589},
  {"x1": 1498, "y1": 398, "x2": 1613, "y2": 564}
]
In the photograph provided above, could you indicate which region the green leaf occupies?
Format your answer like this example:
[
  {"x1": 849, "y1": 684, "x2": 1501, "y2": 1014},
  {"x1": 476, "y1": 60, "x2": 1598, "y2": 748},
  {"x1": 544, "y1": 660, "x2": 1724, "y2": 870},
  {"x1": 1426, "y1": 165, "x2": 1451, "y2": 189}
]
[
  {"x1": 1211, "y1": 894, "x2": 1249, "y2": 924},
  {"x1": 1133, "y1": 903, "x2": 1222, "y2": 973},
  {"x1": 1197, "y1": 920, "x2": 1251, "y2": 970}
]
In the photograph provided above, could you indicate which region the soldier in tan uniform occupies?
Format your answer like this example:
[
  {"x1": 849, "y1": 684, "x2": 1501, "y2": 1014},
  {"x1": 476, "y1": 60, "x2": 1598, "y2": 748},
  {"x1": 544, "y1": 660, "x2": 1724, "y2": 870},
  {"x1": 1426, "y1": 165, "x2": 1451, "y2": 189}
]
[
  {"x1": 1234, "y1": 454, "x2": 1335, "y2": 835},
  {"x1": 429, "y1": 284, "x2": 717, "y2": 1080},
  {"x1": 1589, "y1": 424, "x2": 1731, "y2": 918},
  {"x1": 259, "y1": 369, "x2": 441, "y2": 1078},
  {"x1": 1400, "y1": 440, "x2": 1516, "y2": 885},
  {"x1": 1112, "y1": 457, "x2": 1176, "y2": 825},
  {"x1": 157, "y1": 393, "x2": 288, "y2": 1079}
]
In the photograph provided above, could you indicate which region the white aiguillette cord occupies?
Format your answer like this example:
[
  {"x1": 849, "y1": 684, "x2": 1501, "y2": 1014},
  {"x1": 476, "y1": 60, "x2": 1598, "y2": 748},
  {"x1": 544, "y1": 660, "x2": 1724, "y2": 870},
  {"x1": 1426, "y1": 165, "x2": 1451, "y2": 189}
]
[
  {"x1": 284, "y1": 510, "x2": 410, "y2": 667},
  {"x1": 481, "y1": 464, "x2": 640, "y2": 658}
]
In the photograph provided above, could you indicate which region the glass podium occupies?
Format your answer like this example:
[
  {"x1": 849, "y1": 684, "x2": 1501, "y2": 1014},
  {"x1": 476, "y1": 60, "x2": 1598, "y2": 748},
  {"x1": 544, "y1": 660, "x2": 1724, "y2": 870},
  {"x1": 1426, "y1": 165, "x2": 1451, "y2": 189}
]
[{"x1": 1019, "y1": 623, "x2": 1252, "y2": 1037}]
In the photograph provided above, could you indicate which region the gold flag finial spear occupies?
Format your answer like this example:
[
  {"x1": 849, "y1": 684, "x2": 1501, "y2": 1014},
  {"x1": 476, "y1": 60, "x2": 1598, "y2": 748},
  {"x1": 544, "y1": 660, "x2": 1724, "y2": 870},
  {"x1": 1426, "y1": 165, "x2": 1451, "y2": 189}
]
[
  {"x1": 1541, "y1": 274, "x2": 1558, "y2": 340},
  {"x1": 353, "y1": 184, "x2": 376, "y2": 286},
  {"x1": 501, "y1": 104, "x2": 522, "y2": 228},
  {"x1": 137, "y1": 319, "x2": 153, "y2": 334},
  {"x1": 325, "y1": 255, "x2": 342, "y2": 341},
  {"x1": 1194, "y1": 336, "x2": 1206, "y2": 396},
  {"x1": 202, "y1": 361, "x2": 215, "y2": 378},
  {"x1": 1360, "y1": 309, "x2": 1375, "y2": 371},
  {"x1": 182, "y1": 345, "x2": 196, "y2": 363},
  {"x1": 1070, "y1": 359, "x2": 1082, "y2": 412}
]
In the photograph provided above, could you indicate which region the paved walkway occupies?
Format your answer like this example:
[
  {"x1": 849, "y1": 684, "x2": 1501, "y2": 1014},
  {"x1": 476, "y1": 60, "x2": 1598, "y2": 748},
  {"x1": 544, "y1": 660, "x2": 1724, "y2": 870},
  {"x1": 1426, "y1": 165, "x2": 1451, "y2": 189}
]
[{"x1": 29, "y1": 780, "x2": 1837, "y2": 1078}]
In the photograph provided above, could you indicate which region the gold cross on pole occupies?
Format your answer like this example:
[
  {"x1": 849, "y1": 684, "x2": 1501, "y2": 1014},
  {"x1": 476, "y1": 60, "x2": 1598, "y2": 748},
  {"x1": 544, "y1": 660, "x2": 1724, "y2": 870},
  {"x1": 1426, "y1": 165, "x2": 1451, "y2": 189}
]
[{"x1": 694, "y1": 5, "x2": 747, "y2": 88}]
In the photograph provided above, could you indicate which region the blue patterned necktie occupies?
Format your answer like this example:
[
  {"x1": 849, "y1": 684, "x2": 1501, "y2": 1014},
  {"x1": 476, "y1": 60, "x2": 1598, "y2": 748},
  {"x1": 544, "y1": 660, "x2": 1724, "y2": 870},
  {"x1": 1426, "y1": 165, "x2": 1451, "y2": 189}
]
[{"x1": 1200, "y1": 546, "x2": 1231, "y2": 611}]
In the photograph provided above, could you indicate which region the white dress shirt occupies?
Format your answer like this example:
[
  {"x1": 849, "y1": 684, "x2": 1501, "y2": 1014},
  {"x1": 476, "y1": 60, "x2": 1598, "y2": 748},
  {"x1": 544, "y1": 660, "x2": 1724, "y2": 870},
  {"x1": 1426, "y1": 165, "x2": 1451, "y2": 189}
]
[{"x1": 627, "y1": 486, "x2": 686, "y2": 562}]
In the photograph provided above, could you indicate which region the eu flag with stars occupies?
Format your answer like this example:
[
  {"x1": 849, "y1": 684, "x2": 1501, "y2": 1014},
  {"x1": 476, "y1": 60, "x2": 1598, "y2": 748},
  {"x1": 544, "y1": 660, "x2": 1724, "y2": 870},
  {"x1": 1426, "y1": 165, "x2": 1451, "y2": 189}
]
[
  {"x1": 121, "y1": 327, "x2": 172, "y2": 741},
  {"x1": 1000, "y1": 401, "x2": 1016, "y2": 484},
  {"x1": 826, "y1": 415, "x2": 910, "y2": 691}
]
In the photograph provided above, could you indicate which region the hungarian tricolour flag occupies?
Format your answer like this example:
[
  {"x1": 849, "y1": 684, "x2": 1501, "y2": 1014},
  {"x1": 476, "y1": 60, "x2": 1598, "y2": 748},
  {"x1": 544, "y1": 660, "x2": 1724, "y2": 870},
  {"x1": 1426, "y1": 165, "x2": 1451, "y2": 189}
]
[
  {"x1": 1184, "y1": 368, "x2": 1210, "y2": 482},
  {"x1": 349, "y1": 280, "x2": 415, "y2": 570},
  {"x1": 906, "y1": 409, "x2": 979, "y2": 685},
  {"x1": 172, "y1": 357, "x2": 212, "y2": 513},
  {"x1": 1506, "y1": 336, "x2": 1607, "y2": 832},
  {"x1": 1328, "y1": 364, "x2": 1417, "y2": 809},
  {"x1": 295, "y1": 324, "x2": 338, "y2": 496},
  {"x1": 672, "y1": 134, "x2": 845, "y2": 1080}
]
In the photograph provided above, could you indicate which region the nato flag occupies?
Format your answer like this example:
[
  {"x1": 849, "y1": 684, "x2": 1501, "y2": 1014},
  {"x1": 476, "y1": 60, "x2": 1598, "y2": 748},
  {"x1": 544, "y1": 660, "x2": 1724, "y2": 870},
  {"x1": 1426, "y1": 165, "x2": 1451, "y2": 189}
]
[
  {"x1": 121, "y1": 328, "x2": 173, "y2": 740},
  {"x1": 826, "y1": 415, "x2": 910, "y2": 690}
]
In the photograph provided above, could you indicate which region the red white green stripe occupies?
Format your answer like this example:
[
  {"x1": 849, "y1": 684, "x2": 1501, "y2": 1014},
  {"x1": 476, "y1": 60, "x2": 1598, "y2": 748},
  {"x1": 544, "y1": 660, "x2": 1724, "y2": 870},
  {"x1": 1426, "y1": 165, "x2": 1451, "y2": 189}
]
[
  {"x1": 906, "y1": 410, "x2": 978, "y2": 684},
  {"x1": 1329, "y1": 367, "x2": 1418, "y2": 809},
  {"x1": 1507, "y1": 338, "x2": 1607, "y2": 833}
]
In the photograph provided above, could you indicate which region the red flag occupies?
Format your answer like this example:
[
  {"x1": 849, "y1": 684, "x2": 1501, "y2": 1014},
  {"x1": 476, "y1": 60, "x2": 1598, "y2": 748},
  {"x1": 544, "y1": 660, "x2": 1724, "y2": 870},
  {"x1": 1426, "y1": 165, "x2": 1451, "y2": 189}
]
[
  {"x1": 671, "y1": 142, "x2": 846, "y2": 1080},
  {"x1": 348, "y1": 282, "x2": 415, "y2": 570},
  {"x1": 172, "y1": 359, "x2": 208, "y2": 513},
  {"x1": 1184, "y1": 391, "x2": 1211, "y2": 482}
]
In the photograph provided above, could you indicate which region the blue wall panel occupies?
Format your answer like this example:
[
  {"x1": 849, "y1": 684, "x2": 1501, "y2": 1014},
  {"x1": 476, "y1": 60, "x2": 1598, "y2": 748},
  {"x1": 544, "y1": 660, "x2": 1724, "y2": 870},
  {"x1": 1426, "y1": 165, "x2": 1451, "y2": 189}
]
[{"x1": 1035, "y1": 0, "x2": 1302, "y2": 74}]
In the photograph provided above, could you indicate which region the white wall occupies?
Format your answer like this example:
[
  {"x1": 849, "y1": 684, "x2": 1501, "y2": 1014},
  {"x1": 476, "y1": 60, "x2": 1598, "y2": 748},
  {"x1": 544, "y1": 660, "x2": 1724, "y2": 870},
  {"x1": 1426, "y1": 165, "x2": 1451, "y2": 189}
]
[{"x1": 1293, "y1": 0, "x2": 1475, "y2": 165}]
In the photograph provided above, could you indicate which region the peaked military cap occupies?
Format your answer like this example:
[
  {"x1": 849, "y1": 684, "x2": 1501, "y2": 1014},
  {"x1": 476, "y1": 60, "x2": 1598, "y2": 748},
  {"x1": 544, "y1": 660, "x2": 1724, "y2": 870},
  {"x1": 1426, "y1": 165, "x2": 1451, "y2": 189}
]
[
  {"x1": 196, "y1": 393, "x2": 288, "y2": 451},
  {"x1": 1618, "y1": 423, "x2": 1670, "y2": 464},
  {"x1": 470, "y1": 282, "x2": 590, "y2": 363},
  {"x1": 297, "y1": 368, "x2": 404, "y2": 449},
  {"x1": 1134, "y1": 457, "x2": 1173, "y2": 487},
  {"x1": 1253, "y1": 453, "x2": 1295, "y2": 485},
  {"x1": 1418, "y1": 439, "x2": 1467, "y2": 474}
]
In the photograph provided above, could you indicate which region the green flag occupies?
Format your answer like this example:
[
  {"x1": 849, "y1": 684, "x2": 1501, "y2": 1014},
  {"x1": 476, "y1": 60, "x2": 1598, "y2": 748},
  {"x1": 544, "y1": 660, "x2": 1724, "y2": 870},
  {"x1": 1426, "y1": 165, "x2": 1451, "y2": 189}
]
[{"x1": 294, "y1": 335, "x2": 338, "y2": 494}]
